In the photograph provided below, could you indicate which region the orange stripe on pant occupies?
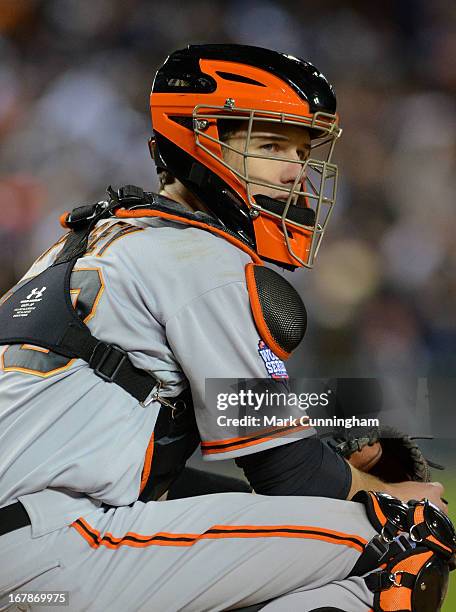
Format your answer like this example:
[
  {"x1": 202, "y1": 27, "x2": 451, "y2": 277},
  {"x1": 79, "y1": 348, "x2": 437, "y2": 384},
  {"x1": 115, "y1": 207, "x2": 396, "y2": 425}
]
[{"x1": 72, "y1": 517, "x2": 367, "y2": 552}]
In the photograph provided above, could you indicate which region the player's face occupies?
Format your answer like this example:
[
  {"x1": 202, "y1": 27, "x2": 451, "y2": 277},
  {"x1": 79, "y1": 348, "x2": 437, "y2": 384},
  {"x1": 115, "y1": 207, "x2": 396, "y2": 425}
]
[{"x1": 221, "y1": 121, "x2": 311, "y2": 204}]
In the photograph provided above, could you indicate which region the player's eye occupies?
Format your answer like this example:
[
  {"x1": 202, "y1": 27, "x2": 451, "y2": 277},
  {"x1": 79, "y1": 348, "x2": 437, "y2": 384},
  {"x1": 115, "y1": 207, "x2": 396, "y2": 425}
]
[
  {"x1": 297, "y1": 148, "x2": 310, "y2": 161},
  {"x1": 260, "y1": 143, "x2": 280, "y2": 154}
]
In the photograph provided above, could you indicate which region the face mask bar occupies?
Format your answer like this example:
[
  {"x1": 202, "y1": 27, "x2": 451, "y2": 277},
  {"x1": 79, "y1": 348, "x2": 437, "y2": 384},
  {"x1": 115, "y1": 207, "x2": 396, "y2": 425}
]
[{"x1": 193, "y1": 104, "x2": 341, "y2": 267}]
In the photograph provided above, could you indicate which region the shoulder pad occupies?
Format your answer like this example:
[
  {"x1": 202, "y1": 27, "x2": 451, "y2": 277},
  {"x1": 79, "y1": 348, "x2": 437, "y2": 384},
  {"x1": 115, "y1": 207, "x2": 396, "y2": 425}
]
[{"x1": 245, "y1": 263, "x2": 306, "y2": 361}]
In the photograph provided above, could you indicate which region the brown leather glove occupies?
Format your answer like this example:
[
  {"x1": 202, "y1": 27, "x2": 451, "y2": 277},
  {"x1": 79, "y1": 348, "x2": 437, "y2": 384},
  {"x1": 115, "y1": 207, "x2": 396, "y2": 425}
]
[{"x1": 327, "y1": 425, "x2": 442, "y2": 483}]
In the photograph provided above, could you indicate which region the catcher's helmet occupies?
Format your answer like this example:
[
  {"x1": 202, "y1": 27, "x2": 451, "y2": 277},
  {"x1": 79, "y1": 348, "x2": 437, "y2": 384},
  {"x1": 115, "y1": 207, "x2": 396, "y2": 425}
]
[{"x1": 150, "y1": 44, "x2": 341, "y2": 268}]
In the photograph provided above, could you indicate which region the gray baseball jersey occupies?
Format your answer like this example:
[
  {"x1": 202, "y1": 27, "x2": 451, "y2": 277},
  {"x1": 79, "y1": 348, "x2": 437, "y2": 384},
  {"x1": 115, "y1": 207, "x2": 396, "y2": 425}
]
[{"x1": 0, "y1": 202, "x2": 377, "y2": 611}]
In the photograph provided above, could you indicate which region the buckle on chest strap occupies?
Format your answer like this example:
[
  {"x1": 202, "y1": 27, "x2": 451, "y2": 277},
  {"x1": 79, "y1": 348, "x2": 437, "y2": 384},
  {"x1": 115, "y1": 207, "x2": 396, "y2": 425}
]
[
  {"x1": 90, "y1": 342, "x2": 127, "y2": 383},
  {"x1": 65, "y1": 200, "x2": 111, "y2": 230},
  {"x1": 117, "y1": 184, "x2": 145, "y2": 203}
]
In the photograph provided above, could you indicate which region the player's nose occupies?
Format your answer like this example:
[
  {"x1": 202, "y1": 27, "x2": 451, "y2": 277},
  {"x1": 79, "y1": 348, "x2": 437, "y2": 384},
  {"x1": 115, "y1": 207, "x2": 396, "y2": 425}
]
[{"x1": 280, "y1": 157, "x2": 306, "y2": 188}]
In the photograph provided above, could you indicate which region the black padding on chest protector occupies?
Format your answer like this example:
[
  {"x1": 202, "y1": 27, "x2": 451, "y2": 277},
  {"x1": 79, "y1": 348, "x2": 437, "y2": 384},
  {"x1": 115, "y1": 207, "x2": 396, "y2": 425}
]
[
  {"x1": 0, "y1": 253, "x2": 157, "y2": 403},
  {"x1": 0, "y1": 260, "x2": 79, "y2": 356},
  {"x1": 252, "y1": 265, "x2": 306, "y2": 354}
]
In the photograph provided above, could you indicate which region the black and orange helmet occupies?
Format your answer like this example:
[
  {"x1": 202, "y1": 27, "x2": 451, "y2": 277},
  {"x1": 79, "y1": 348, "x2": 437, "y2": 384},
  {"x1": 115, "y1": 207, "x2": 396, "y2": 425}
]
[{"x1": 150, "y1": 44, "x2": 342, "y2": 269}]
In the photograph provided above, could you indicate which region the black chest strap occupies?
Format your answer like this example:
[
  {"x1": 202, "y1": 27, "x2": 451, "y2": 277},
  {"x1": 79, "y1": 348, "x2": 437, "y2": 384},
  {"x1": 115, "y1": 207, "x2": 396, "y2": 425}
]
[
  {"x1": 1, "y1": 183, "x2": 251, "y2": 403},
  {"x1": 0, "y1": 204, "x2": 157, "y2": 403}
]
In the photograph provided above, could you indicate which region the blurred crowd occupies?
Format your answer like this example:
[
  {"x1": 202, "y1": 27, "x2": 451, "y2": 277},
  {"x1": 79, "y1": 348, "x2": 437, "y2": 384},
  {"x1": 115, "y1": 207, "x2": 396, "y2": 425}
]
[{"x1": 1, "y1": 0, "x2": 455, "y2": 386}]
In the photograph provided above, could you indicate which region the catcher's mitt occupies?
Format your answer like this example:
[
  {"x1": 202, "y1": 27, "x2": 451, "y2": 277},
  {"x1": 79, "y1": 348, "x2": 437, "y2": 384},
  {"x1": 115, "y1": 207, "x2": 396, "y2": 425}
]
[{"x1": 326, "y1": 426, "x2": 443, "y2": 483}]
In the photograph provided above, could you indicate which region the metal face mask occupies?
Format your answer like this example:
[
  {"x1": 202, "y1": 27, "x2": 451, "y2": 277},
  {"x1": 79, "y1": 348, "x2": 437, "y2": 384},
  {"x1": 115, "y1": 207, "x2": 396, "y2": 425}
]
[
  {"x1": 193, "y1": 103, "x2": 341, "y2": 268},
  {"x1": 151, "y1": 45, "x2": 341, "y2": 269}
]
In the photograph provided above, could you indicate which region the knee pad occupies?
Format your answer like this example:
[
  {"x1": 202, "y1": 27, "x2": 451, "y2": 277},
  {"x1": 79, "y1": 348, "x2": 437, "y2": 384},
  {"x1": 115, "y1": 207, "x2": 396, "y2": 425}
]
[
  {"x1": 365, "y1": 547, "x2": 449, "y2": 612},
  {"x1": 353, "y1": 492, "x2": 456, "y2": 612}
]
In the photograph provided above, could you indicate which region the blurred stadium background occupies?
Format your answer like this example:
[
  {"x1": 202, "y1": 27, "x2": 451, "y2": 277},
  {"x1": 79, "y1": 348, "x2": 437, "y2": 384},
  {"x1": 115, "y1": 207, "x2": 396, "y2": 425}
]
[{"x1": 1, "y1": 0, "x2": 455, "y2": 607}]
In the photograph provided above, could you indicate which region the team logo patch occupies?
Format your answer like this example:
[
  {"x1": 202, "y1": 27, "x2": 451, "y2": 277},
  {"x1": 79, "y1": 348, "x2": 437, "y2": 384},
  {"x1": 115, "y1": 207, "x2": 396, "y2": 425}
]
[{"x1": 258, "y1": 340, "x2": 289, "y2": 380}]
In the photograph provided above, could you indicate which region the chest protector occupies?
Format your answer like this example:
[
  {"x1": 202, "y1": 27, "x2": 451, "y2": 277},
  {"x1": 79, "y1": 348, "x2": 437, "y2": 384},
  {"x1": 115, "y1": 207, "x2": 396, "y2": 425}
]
[{"x1": 0, "y1": 185, "x2": 307, "y2": 502}]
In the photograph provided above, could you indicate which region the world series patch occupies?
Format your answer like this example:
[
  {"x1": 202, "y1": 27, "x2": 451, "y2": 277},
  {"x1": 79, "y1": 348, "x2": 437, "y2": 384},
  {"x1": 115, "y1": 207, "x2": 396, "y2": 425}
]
[{"x1": 258, "y1": 340, "x2": 289, "y2": 380}]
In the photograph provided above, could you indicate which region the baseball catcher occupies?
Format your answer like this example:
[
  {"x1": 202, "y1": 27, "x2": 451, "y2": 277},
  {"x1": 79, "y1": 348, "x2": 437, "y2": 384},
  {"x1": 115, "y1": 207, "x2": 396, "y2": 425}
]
[{"x1": 0, "y1": 44, "x2": 453, "y2": 612}]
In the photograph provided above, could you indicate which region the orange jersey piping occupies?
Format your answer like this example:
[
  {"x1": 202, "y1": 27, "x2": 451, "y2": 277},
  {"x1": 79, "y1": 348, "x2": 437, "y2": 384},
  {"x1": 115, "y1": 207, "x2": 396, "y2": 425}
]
[
  {"x1": 114, "y1": 208, "x2": 262, "y2": 264},
  {"x1": 245, "y1": 263, "x2": 290, "y2": 361},
  {"x1": 201, "y1": 423, "x2": 309, "y2": 455}
]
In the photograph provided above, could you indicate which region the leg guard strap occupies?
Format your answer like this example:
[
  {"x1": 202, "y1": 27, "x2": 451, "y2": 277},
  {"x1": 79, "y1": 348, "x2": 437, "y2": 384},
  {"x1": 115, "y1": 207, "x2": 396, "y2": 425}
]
[
  {"x1": 407, "y1": 499, "x2": 456, "y2": 561},
  {"x1": 365, "y1": 547, "x2": 449, "y2": 612},
  {"x1": 352, "y1": 490, "x2": 409, "y2": 540}
]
